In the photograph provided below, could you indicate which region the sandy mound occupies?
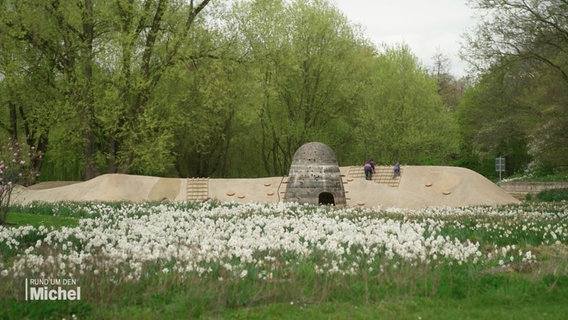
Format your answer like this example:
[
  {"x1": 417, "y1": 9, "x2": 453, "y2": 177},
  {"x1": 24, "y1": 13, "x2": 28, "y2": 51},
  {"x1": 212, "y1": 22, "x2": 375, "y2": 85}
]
[
  {"x1": 341, "y1": 166, "x2": 519, "y2": 209},
  {"x1": 12, "y1": 174, "x2": 185, "y2": 203},
  {"x1": 11, "y1": 166, "x2": 520, "y2": 209}
]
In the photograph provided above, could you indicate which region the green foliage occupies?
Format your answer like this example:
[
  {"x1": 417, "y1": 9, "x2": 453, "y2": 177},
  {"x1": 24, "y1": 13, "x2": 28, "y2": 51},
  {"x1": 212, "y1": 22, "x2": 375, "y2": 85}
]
[
  {"x1": 506, "y1": 166, "x2": 568, "y2": 184},
  {"x1": 0, "y1": 139, "x2": 41, "y2": 224},
  {"x1": 460, "y1": 0, "x2": 568, "y2": 176},
  {"x1": 0, "y1": 0, "x2": 214, "y2": 179},
  {"x1": 225, "y1": 0, "x2": 380, "y2": 175},
  {"x1": 3, "y1": 0, "x2": 568, "y2": 181},
  {"x1": 36, "y1": 127, "x2": 84, "y2": 182},
  {"x1": 536, "y1": 189, "x2": 568, "y2": 202},
  {"x1": 2, "y1": 298, "x2": 92, "y2": 320},
  {"x1": 0, "y1": 228, "x2": 44, "y2": 264},
  {"x1": 527, "y1": 74, "x2": 568, "y2": 168},
  {"x1": 1, "y1": 0, "x2": 526, "y2": 180},
  {"x1": 8, "y1": 201, "x2": 90, "y2": 218},
  {"x1": 353, "y1": 45, "x2": 460, "y2": 165},
  {"x1": 456, "y1": 68, "x2": 533, "y2": 176}
]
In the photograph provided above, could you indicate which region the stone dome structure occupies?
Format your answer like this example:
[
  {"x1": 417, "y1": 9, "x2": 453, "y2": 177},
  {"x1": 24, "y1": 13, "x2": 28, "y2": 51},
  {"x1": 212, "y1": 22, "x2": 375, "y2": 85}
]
[{"x1": 283, "y1": 142, "x2": 347, "y2": 206}]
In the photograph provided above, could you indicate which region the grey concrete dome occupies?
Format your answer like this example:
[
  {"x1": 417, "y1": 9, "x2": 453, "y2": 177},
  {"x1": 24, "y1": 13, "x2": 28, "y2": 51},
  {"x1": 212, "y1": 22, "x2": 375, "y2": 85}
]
[
  {"x1": 284, "y1": 142, "x2": 346, "y2": 207},
  {"x1": 291, "y1": 142, "x2": 338, "y2": 165}
]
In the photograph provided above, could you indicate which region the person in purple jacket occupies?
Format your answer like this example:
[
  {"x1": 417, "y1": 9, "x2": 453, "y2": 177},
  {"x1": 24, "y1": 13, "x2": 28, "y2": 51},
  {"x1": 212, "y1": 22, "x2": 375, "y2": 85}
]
[{"x1": 364, "y1": 160, "x2": 375, "y2": 180}]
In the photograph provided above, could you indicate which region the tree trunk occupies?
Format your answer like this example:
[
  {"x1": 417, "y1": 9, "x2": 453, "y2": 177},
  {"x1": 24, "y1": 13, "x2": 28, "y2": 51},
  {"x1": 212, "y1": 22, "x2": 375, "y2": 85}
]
[{"x1": 80, "y1": 0, "x2": 98, "y2": 180}]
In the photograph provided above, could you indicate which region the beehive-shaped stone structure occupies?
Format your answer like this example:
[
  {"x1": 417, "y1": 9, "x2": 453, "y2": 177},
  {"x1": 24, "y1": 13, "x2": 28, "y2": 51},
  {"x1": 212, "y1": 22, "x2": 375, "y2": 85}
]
[{"x1": 284, "y1": 142, "x2": 347, "y2": 206}]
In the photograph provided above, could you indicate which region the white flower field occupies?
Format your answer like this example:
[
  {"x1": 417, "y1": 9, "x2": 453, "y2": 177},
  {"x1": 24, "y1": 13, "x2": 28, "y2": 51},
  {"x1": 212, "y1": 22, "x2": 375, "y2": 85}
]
[
  {"x1": 1, "y1": 201, "x2": 566, "y2": 282},
  {"x1": 1, "y1": 200, "x2": 567, "y2": 318}
]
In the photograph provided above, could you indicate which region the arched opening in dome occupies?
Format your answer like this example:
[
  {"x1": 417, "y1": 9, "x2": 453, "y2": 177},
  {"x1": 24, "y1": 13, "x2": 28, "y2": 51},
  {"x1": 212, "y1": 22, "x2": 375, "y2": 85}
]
[{"x1": 318, "y1": 192, "x2": 335, "y2": 205}]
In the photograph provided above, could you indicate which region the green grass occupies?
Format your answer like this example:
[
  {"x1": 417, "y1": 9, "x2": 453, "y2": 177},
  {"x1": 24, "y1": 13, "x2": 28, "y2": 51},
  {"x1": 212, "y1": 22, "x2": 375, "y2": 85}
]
[
  {"x1": 4, "y1": 212, "x2": 79, "y2": 228},
  {"x1": 219, "y1": 295, "x2": 568, "y2": 320},
  {"x1": 4, "y1": 273, "x2": 566, "y2": 320},
  {"x1": 3, "y1": 258, "x2": 567, "y2": 319},
  {"x1": 5, "y1": 276, "x2": 566, "y2": 320}
]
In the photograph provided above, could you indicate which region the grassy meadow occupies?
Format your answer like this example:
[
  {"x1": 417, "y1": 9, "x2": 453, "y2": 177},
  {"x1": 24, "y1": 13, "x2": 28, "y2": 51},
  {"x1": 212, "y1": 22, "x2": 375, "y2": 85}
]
[{"x1": 1, "y1": 200, "x2": 567, "y2": 319}]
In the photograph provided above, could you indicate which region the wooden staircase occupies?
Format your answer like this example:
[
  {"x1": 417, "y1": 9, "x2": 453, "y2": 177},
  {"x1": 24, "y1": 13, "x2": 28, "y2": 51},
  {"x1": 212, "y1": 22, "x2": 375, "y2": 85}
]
[
  {"x1": 347, "y1": 166, "x2": 402, "y2": 187},
  {"x1": 186, "y1": 178, "x2": 209, "y2": 201}
]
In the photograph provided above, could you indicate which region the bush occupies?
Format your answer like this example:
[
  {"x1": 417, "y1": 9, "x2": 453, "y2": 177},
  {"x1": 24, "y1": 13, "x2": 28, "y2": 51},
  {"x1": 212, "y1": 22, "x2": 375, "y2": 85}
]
[
  {"x1": 536, "y1": 188, "x2": 568, "y2": 202},
  {"x1": 0, "y1": 138, "x2": 41, "y2": 224}
]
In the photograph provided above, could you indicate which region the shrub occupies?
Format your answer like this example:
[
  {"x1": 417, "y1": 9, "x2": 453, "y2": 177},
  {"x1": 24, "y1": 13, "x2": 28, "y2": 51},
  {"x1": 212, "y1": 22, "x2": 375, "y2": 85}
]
[
  {"x1": 536, "y1": 188, "x2": 568, "y2": 202},
  {"x1": 0, "y1": 138, "x2": 41, "y2": 224}
]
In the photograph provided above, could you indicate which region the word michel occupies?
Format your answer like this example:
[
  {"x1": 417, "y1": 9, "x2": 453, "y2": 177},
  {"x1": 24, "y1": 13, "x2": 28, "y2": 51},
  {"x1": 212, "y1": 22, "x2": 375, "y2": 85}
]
[{"x1": 25, "y1": 278, "x2": 81, "y2": 301}]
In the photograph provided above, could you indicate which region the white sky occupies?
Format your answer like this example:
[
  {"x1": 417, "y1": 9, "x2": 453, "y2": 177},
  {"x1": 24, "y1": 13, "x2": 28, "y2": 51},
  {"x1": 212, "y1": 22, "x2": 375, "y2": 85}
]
[{"x1": 331, "y1": 0, "x2": 477, "y2": 77}]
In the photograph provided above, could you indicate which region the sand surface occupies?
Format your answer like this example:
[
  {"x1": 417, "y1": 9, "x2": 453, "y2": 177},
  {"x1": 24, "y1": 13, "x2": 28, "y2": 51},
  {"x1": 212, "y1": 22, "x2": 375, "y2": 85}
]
[{"x1": 11, "y1": 166, "x2": 520, "y2": 210}]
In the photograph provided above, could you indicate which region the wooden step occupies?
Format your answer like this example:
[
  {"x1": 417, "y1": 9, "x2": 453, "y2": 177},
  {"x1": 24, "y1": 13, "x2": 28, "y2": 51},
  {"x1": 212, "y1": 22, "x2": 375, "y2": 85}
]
[
  {"x1": 186, "y1": 178, "x2": 209, "y2": 201},
  {"x1": 347, "y1": 166, "x2": 402, "y2": 188}
]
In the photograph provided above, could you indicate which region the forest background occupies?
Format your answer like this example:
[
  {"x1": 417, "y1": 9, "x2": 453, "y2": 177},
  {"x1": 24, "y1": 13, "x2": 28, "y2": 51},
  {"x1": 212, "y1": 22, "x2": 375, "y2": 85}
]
[{"x1": 0, "y1": 0, "x2": 566, "y2": 182}]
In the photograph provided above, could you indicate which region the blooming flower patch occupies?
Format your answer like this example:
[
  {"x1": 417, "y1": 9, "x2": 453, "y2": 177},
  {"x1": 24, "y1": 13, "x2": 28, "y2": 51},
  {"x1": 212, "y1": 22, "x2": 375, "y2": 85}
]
[{"x1": 1, "y1": 201, "x2": 566, "y2": 284}]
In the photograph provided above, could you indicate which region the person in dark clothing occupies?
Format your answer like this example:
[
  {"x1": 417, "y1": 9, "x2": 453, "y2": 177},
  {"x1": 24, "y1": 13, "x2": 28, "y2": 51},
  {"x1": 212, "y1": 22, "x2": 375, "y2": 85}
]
[
  {"x1": 393, "y1": 161, "x2": 401, "y2": 178},
  {"x1": 364, "y1": 160, "x2": 375, "y2": 180}
]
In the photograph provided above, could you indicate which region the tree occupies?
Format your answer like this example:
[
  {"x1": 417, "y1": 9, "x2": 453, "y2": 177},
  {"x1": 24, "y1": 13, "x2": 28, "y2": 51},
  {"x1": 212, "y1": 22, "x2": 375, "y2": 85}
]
[
  {"x1": 0, "y1": 139, "x2": 40, "y2": 224},
  {"x1": 228, "y1": 0, "x2": 374, "y2": 175},
  {"x1": 463, "y1": 0, "x2": 568, "y2": 80},
  {"x1": 430, "y1": 50, "x2": 467, "y2": 110},
  {"x1": 1, "y1": 0, "x2": 476, "y2": 181},
  {"x1": 102, "y1": 0, "x2": 213, "y2": 176},
  {"x1": 456, "y1": 63, "x2": 533, "y2": 176},
  {"x1": 462, "y1": 0, "x2": 568, "y2": 171},
  {"x1": 164, "y1": 52, "x2": 251, "y2": 178},
  {"x1": 525, "y1": 64, "x2": 568, "y2": 168},
  {"x1": 0, "y1": 0, "x2": 213, "y2": 179},
  {"x1": 0, "y1": 1, "x2": 59, "y2": 175},
  {"x1": 353, "y1": 45, "x2": 460, "y2": 165}
]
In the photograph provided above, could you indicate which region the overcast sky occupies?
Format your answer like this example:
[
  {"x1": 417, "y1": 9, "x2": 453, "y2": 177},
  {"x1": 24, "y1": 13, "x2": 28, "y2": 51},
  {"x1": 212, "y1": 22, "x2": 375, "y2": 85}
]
[{"x1": 331, "y1": 0, "x2": 477, "y2": 77}]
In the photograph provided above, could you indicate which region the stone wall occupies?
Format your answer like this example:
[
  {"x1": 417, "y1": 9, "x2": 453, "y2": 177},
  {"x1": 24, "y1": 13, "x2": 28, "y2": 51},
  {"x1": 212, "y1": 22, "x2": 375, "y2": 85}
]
[{"x1": 500, "y1": 182, "x2": 568, "y2": 196}]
